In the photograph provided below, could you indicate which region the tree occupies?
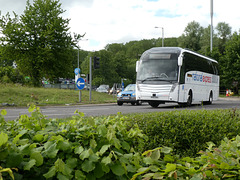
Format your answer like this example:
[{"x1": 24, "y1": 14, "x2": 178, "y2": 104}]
[
  {"x1": 215, "y1": 22, "x2": 232, "y2": 54},
  {"x1": 220, "y1": 32, "x2": 240, "y2": 94},
  {"x1": 178, "y1": 21, "x2": 203, "y2": 51},
  {"x1": 0, "y1": 0, "x2": 81, "y2": 86}
]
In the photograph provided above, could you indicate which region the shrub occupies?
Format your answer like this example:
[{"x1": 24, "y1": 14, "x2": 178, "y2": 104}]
[
  {"x1": 0, "y1": 106, "x2": 147, "y2": 179},
  {"x1": 125, "y1": 109, "x2": 240, "y2": 157},
  {"x1": 132, "y1": 136, "x2": 240, "y2": 179}
]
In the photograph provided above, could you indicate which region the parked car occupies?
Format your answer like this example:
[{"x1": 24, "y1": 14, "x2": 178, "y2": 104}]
[
  {"x1": 117, "y1": 84, "x2": 142, "y2": 106},
  {"x1": 96, "y1": 85, "x2": 109, "y2": 93}
]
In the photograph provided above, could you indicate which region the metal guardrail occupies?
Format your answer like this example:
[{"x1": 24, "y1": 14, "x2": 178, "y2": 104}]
[{"x1": 43, "y1": 84, "x2": 77, "y2": 89}]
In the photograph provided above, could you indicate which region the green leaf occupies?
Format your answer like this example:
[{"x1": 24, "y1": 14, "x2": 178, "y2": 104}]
[
  {"x1": 90, "y1": 139, "x2": 97, "y2": 149},
  {"x1": 153, "y1": 172, "x2": 164, "y2": 179},
  {"x1": 103, "y1": 164, "x2": 111, "y2": 174},
  {"x1": 57, "y1": 173, "x2": 69, "y2": 180},
  {"x1": 151, "y1": 149, "x2": 160, "y2": 160},
  {"x1": 164, "y1": 163, "x2": 176, "y2": 173},
  {"x1": 126, "y1": 164, "x2": 137, "y2": 173},
  {"x1": 0, "y1": 168, "x2": 14, "y2": 180},
  {"x1": 50, "y1": 135, "x2": 64, "y2": 142},
  {"x1": 1, "y1": 109, "x2": 7, "y2": 116},
  {"x1": 143, "y1": 157, "x2": 154, "y2": 165},
  {"x1": 89, "y1": 154, "x2": 100, "y2": 162},
  {"x1": 94, "y1": 163, "x2": 105, "y2": 178},
  {"x1": 28, "y1": 104, "x2": 36, "y2": 113},
  {"x1": 24, "y1": 159, "x2": 36, "y2": 170},
  {"x1": 121, "y1": 141, "x2": 130, "y2": 151},
  {"x1": 99, "y1": 144, "x2": 111, "y2": 156},
  {"x1": 220, "y1": 162, "x2": 230, "y2": 169},
  {"x1": 43, "y1": 166, "x2": 56, "y2": 179},
  {"x1": 143, "y1": 173, "x2": 154, "y2": 178},
  {"x1": 66, "y1": 158, "x2": 78, "y2": 169},
  {"x1": 81, "y1": 160, "x2": 95, "y2": 173},
  {"x1": 111, "y1": 162, "x2": 125, "y2": 176},
  {"x1": 164, "y1": 154, "x2": 175, "y2": 162},
  {"x1": 57, "y1": 140, "x2": 71, "y2": 151},
  {"x1": 101, "y1": 156, "x2": 112, "y2": 165},
  {"x1": 113, "y1": 138, "x2": 121, "y2": 149},
  {"x1": 74, "y1": 110, "x2": 85, "y2": 117},
  {"x1": 44, "y1": 142, "x2": 59, "y2": 158},
  {"x1": 97, "y1": 124, "x2": 108, "y2": 136},
  {"x1": 75, "y1": 146, "x2": 84, "y2": 154},
  {"x1": 161, "y1": 147, "x2": 172, "y2": 154},
  {"x1": 33, "y1": 134, "x2": 44, "y2": 142},
  {"x1": 55, "y1": 159, "x2": 65, "y2": 173},
  {"x1": 6, "y1": 152, "x2": 23, "y2": 167},
  {"x1": 0, "y1": 132, "x2": 8, "y2": 146},
  {"x1": 80, "y1": 149, "x2": 90, "y2": 160},
  {"x1": 75, "y1": 170, "x2": 86, "y2": 179},
  {"x1": 30, "y1": 152, "x2": 43, "y2": 166}
]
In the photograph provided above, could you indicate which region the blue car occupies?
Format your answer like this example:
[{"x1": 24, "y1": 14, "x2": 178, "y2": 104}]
[{"x1": 117, "y1": 84, "x2": 142, "y2": 106}]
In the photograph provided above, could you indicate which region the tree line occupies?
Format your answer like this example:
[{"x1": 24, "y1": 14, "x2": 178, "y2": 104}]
[{"x1": 0, "y1": 0, "x2": 239, "y2": 93}]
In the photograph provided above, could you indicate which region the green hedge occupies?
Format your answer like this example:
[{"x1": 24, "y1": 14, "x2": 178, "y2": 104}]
[
  {"x1": 1, "y1": 106, "x2": 240, "y2": 179},
  {"x1": 125, "y1": 109, "x2": 240, "y2": 157},
  {"x1": 0, "y1": 106, "x2": 147, "y2": 180},
  {"x1": 132, "y1": 136, "x2": 240, "y2": 179}
]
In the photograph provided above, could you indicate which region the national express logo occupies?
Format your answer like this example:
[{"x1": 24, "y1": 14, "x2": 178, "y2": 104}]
[{"x1": 187, "y1": 73, "x2": 212, "y2": 83}]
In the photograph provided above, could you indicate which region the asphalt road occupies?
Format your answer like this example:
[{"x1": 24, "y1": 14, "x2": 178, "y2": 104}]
[{"x1": 1, "y1": 98, "x2": 240, "y2": 121}]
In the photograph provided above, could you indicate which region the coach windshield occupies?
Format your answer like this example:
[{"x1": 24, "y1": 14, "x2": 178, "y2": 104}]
[{"x1": 137, "y1": 53, "x2": 178, "y2": 83}]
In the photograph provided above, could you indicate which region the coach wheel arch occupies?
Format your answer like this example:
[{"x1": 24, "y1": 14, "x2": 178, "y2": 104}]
[
  {"x1": 206, "y1": 91, "x2": 213, "y2": 105},
  {"x1": 187, "y1": 90, "x2": 192, "y2": 106}
]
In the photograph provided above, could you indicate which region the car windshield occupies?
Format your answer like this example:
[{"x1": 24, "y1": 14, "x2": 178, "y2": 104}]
[
  {"x1": 137, "y1": 53, "x2": 178, "y2": 83},
  {"x1": 124, "y1": 84, "x2": 135, "y2": 91},
  {"x1": 98, "y1": 85, "x2": 108, "y2": 89}
]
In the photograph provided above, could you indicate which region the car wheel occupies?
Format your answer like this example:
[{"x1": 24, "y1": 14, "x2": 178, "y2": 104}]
[
  {"x1": 136, "y1": 101, "x2": 142, "y2": 105},
  {"x1": 149, "y1": 101, "x2": 159, "y2": 108},
  {"x1": 131, "y1": 102, "x2": 136, "y2": 105},
  {"x1": 117, "y1": 102, "x2": 123, "y2": 106}
]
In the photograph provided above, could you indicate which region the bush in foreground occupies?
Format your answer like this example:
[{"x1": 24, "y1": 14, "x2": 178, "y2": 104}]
[
  {"x1": 125, "y1": 109, "x2": 240, "y2": 157},
  {"x1": 1, "y1": 107, "x2": 240, "y2": 179},
  {"x1": 0, "y1": 105, "x2": 147, "y2": 179},
  {"x1": 132, "y1": 136, "x2": 240, "y2": 179}
]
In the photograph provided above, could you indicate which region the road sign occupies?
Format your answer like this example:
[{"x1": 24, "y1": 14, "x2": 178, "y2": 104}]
[
  {"x1": 74, "y1": 68, "x2": 80, "y2": 75},
  {"x1": 76, "y1": 78, "x2": 85, "y2": 90}
]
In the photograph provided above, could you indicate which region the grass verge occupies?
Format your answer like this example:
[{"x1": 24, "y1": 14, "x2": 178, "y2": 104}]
[{"x1": 0, "y1": 83, "x2": 116, "y2": 107}]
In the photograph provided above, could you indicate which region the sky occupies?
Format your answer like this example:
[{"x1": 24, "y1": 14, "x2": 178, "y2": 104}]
[{"x1": 0, "y1": 0, "x2": 240, "y2": 51}]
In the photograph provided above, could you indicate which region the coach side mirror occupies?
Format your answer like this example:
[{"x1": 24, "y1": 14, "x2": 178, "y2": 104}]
[
  {"x1": 136, "y1": 61, "x2": 139, "y2": 72},
  {"x1": 178, "y1": 55, "x2": 183, "y2": 66}
]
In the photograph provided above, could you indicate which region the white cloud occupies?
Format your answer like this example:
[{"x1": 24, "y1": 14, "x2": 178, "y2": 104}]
[{"x1": 1, "y1": 0, "x2": 240, "y2": 51}]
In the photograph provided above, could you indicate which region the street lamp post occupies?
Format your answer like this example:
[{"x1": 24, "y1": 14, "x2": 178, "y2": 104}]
[
  {"x1": 155, "y1": 26, "x2": 164, "y2": 47},
  {"x1": 210, "y1": 0, "x2": 213, "y2": 52}
]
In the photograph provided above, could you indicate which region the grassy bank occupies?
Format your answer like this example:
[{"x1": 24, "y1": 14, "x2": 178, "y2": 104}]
[{"x1": 0, "y1": 83, "x2": 116, "y2": 107}]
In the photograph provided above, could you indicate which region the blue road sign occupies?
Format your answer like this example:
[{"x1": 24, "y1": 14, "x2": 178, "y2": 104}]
[
  {"x1": 76, "y1": 78, "x2": 85, "y2": 90},
  {"x1": 74, "y1": 68, "x2": 80, "y2": 75}
]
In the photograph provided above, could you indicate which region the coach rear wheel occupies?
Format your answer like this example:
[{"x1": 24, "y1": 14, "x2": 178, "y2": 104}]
[{"x1": 206, "y1": 92, "x2": 213, "y2": 105}]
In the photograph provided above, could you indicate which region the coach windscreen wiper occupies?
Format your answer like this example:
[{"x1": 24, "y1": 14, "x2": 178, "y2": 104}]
[{"x1": 140, "y1": 77, "x2": 172, "y2": 83}]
